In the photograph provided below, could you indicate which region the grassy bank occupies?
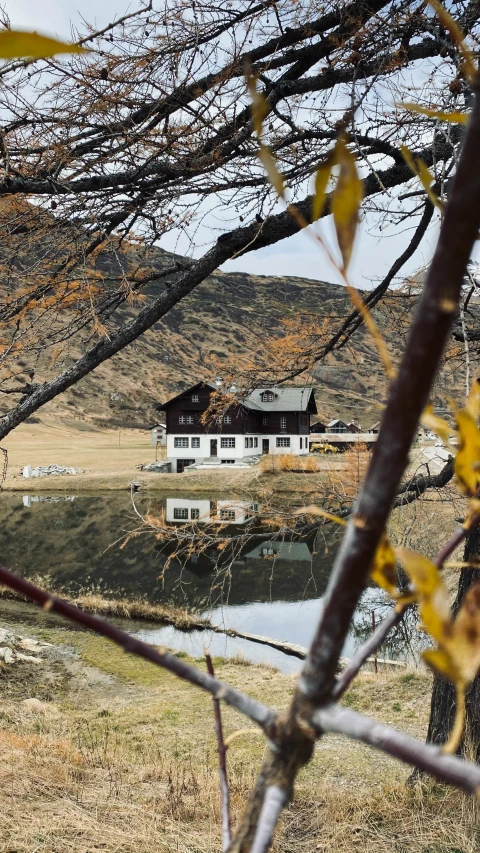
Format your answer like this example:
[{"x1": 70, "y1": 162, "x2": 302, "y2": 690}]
[
  {"x1": 0, "y1": 619, "x2": 478, "y2": 853},
  {"x1": 0, "y1": 585, "x2": 209, "y2": 629}
]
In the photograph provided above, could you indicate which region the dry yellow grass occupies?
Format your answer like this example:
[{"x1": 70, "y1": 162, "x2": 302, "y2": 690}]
[
  {"x1": 1, "y1": 419, "x2": 339, "y2": 493},
  {"x1": 1, "y1": 625, "x2": 479, "y2": 853}
]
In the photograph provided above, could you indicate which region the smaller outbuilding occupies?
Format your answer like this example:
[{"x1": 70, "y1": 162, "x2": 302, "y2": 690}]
[
  {"x1": 310, "y1": 420, "x2": 327, "y2": 434},
  {"x1": 150, "y1": 422, "x2": 167, "y2": 446}
]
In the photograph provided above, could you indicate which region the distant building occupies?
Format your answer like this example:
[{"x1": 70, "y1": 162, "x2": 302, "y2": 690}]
[
  {"x1": 150, "y1": 422, "x2": 166, "y2": 446},
  {"x1": 347, "y1": 421, "x2": 362, "y2": 433},
  {"x1": 157, "y1": 381, "x2": 317, "y2": 473},
  {"x1": 368, "y1": 421, "x2": 381, "y2": 434},
  {"x1": 310, "y1": 420, "x2": 327, "y2": 434},
  {"x1": 327, "y1": 419, "x2": 349, "y2": 434}
]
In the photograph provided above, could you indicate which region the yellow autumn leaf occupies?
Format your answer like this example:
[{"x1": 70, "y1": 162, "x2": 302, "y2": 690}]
[
  {"x1": 258, "y1": 145, "x2": 285, "y2": 199},
  {"x1": 450, "y1": 582, "x2": 480, "y2": 683},
  {"x1": 454, "y1": 408, "x2": 480, "y2": 496},
  {"x1": 247, "y1": 75, "x2": 268, "y2": 138},
  {"x1": 395, "y1": 548, "x2": 451, "y2": 644},
  {"x1": 428, "y1": 0, "x2": 476, "y2": 81},
  {"x1": 421, "y1": 405, "x2": 453, "y2": 446},
  {"x1": 331, "y1": 138, "x2": 363, "y2": 271},
  {"x1": 293, "y1": 505, "x2": 346, "y2": 525},
  {"x1": 398, "y1": 102, "x2": 469, "y2": 124},
  {"x1": 371, "y1": 536, "x2": 398, "y2": 595},
  {"x1": 466, "y1": 377, "x2": 480, "y2": 421},
  {"x1": 0, "y1": 30, "x2": 87, "y2": 59},
  {"x1": 401, "y1": 146, "x2": 443, "y2": 211},
  {"x1": 397, "y1": 548, "x2": 480, "y2": 752},
  {"x1": 312, "y1": 150, "x2": 336, "y2": 222}
]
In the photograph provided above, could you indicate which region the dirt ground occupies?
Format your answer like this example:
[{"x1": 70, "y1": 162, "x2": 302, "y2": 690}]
[{"x1": 0, "y1": 601, "x2": 478, "y2": 853}]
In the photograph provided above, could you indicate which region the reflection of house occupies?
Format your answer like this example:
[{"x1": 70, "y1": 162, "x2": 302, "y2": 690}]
[
  {"x1": 165, "y1": 498, "x2": 212, "y2": 523},
  {"x1": 150, "y1": 423, "x2": 166, "y2": 446},
  {"x1": 166, "y1": 498, "x2": 259, "y2": 524},
  {"x1": 158, "y1": 381, "x2": 317, "y2": 473},
  {"x1": 310, "y1": 420, "x2": 327, "y2": 434}
]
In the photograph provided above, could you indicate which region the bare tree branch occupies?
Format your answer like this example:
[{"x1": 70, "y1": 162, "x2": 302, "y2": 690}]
[
  {"x1": 205, "y1": 650, "x2": 231, "y2": 851},
  {"x1": 314, "y1": 703, "x2": 480, "y2": 795},
  {"x1": 250, "y1": 786, "x2": 289, "y2": 853}
]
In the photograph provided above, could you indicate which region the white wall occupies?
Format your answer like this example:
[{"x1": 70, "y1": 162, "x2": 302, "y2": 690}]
[
  {"x1": 165, "y1": 498, "x2": 212, "y2": 522},
  {"x1": 166, "y1": 432, "x2": 309, "y2": 465},
  {"x1": 216, "y1": 500, "x2": 260, "y2": 524}
]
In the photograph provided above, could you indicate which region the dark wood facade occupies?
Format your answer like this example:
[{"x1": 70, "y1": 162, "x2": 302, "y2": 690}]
[{"x1": 161, "y1": 383, "x2": 313, "y2": 435}]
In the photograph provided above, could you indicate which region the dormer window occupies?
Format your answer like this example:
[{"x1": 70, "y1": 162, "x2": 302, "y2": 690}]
[
  {"x1": 192, "y1": 394, "x2": 199, "y2": 402},
  {"x1": 261, "y1": 391, "x2": 275, "y2": 402}
]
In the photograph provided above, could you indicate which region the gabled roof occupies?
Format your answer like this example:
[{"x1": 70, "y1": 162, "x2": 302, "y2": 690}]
[
  {"x1": 157, "y1": 381, "x2": 216, "y2": 409},
  {"x1": 328, "y1": 418, "x2": 348, "y2": 427},
  {"x1": 245, "y1": 387, "x2": 317, "y2": 413},
  {"x1": 158, "y1": 382, "x2": 317, "y2": 413}
]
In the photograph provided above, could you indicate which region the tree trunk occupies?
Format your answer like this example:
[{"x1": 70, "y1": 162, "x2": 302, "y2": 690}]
[{"x1": 425, "y1": 523, "x2": 480, "y2": 761}]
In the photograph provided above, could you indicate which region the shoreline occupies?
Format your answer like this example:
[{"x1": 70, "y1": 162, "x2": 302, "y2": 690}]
[{"x1": 3, "y1": 468, "x2": 331, "y2": 495}]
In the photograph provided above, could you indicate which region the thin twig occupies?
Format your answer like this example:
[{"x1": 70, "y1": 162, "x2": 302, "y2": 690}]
[
  {"x1": 205, "y1": 649, "x2": 231, "y2": 851},
  {"x1": 314, "y1": 703, "x2": 480, "y2": 795},
  {"x1": 0, "y1": 564, "x2": 276, "y2": 734}
]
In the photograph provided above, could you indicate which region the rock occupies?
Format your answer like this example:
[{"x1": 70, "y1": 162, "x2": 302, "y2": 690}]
[
  {"x1": 0, "y1": 628, "x2": 16, "y2": 645},
  {"x1": 137, "y1": 461, "x2": 170, "y2": 472},
  {"x1": 15, "y1": 652, "x2": 41, "y2": 663},
  {"x1": 0, "y1": 646, "x2": 15, "y2": 664},
  {"x1": 23, "y1": 464, "x2": 85, "y2": 479}
]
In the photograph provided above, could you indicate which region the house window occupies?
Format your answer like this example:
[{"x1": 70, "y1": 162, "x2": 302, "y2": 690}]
[
  {"x1": 191, "y1": 508, "x2": 200, "y2": 520},
  {"x1": 179, "y1": 415, "x2": 186, "y2": 424},
  {"x1": 174, "y1": 437, "x2": 189, "y2": 448},
  {"x1": 261, "y1": 391, "x2": 274, "y2": 402},
  {"x1": 186, "y1": 415, "x2": 194, "y2": 424},
  {"x1": 220, "y1": 509, "x2": 236, "y2": 520},
  {"x1": 300, "y1": 438, "x2": 303, "y2": 449},
  {"x1": 221, "y1": 437, "x2": 235, "y2": 448},
  {"x1": 249, "y1": 437, "x2": 253, "y2": 447},
  {"x1": 277, "y1": 437, "x2": 290, "y2": 448},
  {"x1": 280, "y1": 416, "x2": 287, "y2": 429},
  {"x1": 224, "y1": 415, "x2": 232, "y2": 424},
  {"x1": 221, "y1": 459, "x2": 235, "y2": 464},
  {"x1": 173, "y1": 508, "x2": 189, "y2": 520},
  {"x1": 254, "y1": 437, "x2": 258, "y2": 447},
  {"x1": 263, "y1": 416, "x2": 269, "y2": 425},
  {"x1": 245, "y1": 437, "x2": 249, "y2": 448},
  {"x1": 191, "y1": 437, "x2": 200, "y2": 448},
  {"x1": 192, "y1": 394, "x2": 199, "y2": 402},
  {"x1": 216, "y1": 417, "x2": 222, "y2": 424}
]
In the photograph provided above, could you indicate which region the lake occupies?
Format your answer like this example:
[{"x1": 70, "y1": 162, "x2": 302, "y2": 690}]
[{"x1": 0, "y1": 491, "x2": 401, "y2": 673}]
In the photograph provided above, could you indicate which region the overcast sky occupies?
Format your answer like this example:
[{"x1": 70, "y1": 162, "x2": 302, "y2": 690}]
[{"x1": 4, "y1": 0, "x2": 475, "y2": 289}]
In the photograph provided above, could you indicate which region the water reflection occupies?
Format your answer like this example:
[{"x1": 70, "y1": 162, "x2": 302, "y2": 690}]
[{"x1": 0, "y1": 491, "x2": 413, "y2": 672}]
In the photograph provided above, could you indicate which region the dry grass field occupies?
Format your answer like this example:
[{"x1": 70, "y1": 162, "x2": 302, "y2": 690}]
[
  {"x1": 0, "y1": 611, "x2": 478, "y2": 853},
  {"x1": 0, "y1": 418, "x2": 343, "y2": 494}
]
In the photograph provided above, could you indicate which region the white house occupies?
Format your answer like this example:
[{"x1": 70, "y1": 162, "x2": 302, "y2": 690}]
[{"x1": 158, "y1": 382, "x2": 317, "y2": 472}]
